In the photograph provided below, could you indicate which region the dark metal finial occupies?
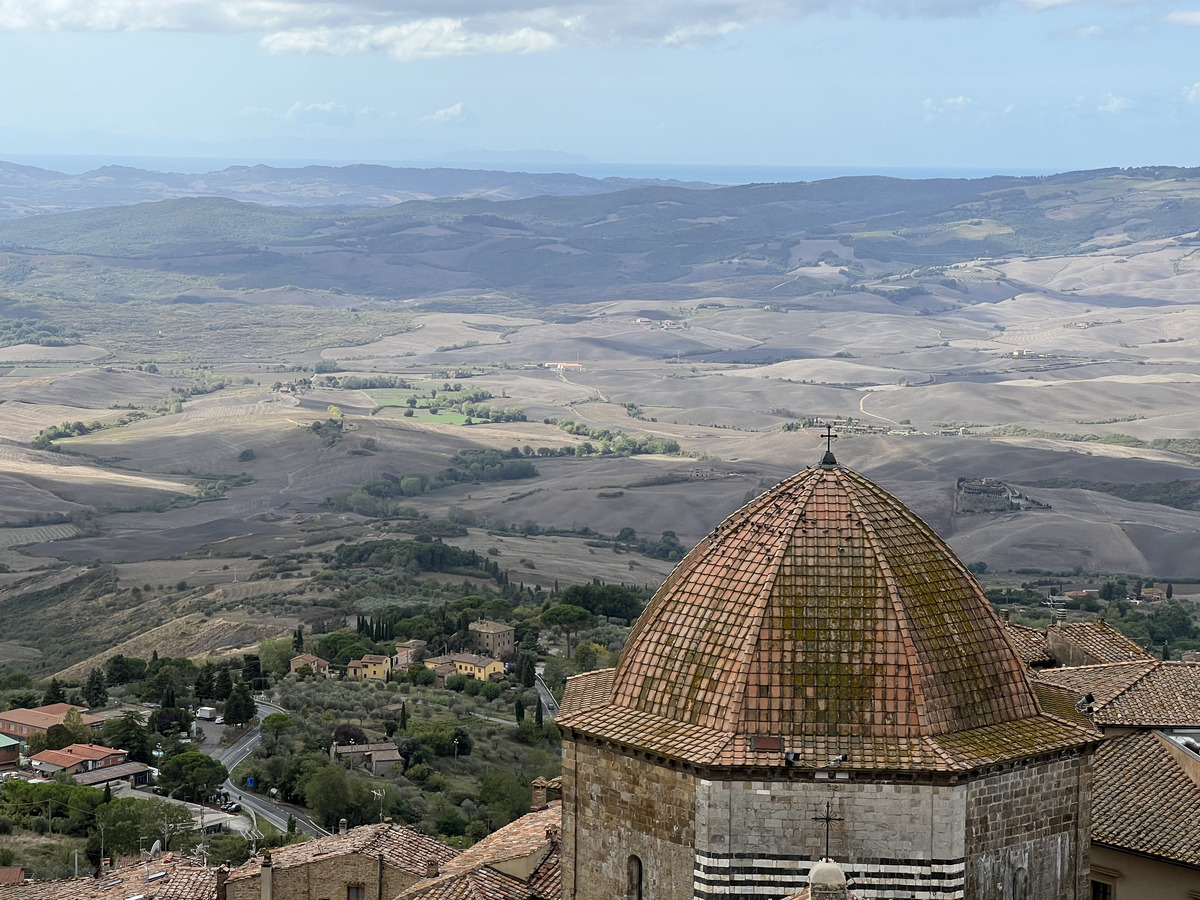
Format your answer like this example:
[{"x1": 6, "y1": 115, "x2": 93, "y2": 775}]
[
  {"x1": 820, "y1": 424, "x2": 838, "y2": 467},
  {"x1": 812, "y1": 800, "x2": 844, "y2": 860}
]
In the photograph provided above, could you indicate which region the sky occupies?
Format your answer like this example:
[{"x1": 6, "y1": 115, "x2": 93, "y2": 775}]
[{"x1": 2, "y1": 0, "x2": 1200, "y2": 176}]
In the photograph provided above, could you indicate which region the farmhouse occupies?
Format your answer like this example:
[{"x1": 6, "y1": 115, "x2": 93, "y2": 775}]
[
  {"x1": 29, "y1": 743, "x2": 127, "y2": 776},
  {"x1": 0, "y1": 704, "x2": 102, "y2": 748},
  {"x1": 468, "y1": 619, "x2": 515, "y2": 658},
  {"x1": 346, "y1": 653, "x2": 391, "y2": 682},
  {"x1": 289, "y1": 653, "x2": 331, "y2": 677},
  {"x1": 423, "y1": 652, "x2": 504, "y2": 682}
]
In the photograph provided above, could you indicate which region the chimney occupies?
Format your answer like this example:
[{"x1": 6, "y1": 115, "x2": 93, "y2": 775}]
[
  {"x1": 260, "y1": 850, "x2": 272, "y2": 900},
  {"x1": 377, "y1": 852, "x2": 384, "y2": 900},
  {"x1": 339, "y1": 818, "x2": 348, "y2": 836},
  {"x1": 1000, "y1": 609, "x2": 1010, "y2": 621},
  {"x1": 1057, "y1": 610, "x2": 1067, "y2": 625},
  {"x1": 531, "y1": 780, "x2": 548, "y2": 810},
  {"x1": 384, "y1": 817, "x2": 392, "y2": 824},
  {"x1": 216, "y1": 868, "x2": 228, "y2": 900},
  {"x1": 425, "y1": 858, "x2": 440, "y2": 878},
  {"x1": 1099, "y1": 616, "x2": 1106, "y2": 625}
]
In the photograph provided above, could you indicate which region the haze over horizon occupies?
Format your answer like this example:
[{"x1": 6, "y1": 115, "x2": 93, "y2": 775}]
[{"x1": 3, "y1": 0, "x2": 1200, "y2": 173}]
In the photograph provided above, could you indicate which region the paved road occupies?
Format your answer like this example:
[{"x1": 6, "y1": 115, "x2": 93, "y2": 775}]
[
  {"x1": 206, "y1": 701, "x2": 329, "y2": 838},
  {"x1": 534, "y1": 672, "x2": 559, "y2": 721}
]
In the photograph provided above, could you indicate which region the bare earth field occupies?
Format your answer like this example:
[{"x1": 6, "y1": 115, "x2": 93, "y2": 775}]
[{"x1": 6, "y1": 191, "x2": 1200, "y2": 671}]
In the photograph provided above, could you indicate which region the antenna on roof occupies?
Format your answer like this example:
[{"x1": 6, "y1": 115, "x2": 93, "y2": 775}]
[{"x1": 371, "y1": 789, "x2": 384, "y2": 823}]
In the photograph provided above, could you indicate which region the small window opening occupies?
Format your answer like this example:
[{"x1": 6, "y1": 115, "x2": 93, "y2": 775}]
[{"x1": 627, "y1": 855, "x2": 643, "y2": 900}]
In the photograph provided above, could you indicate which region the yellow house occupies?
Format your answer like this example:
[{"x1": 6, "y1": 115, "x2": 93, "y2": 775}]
[
  {"x1": 347, "y1": 653, "x2": 391, "y2": 682},
  {"x1": 424, "y1": 652, "x2": 504, "y2": 681}
]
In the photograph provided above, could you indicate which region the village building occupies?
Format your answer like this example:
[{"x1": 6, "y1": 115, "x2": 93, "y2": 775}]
[
  {"x1": 288, "y1": 653, "x2": 331, "y2": 678},
  {"x1": 0, "y1": 733, "x2": 19, "y2": 768},
  {"x1": 423, "y1": 653, "x2": 504, "y2": 682},
  {"x1": 72, "y1": 760, "x2": 153, "y2": 789},
  {"x1": 347, "y1": 653, "x2": 391, "y2": 682},
  {"x1": 392, "y1": 639, "x2": 427, "y2": 670},
  {"x1": 557, "y1": 450, "x2": 1100, "y2": 900},
  {"x1": 0, "y1": 852, "x2": 215, "y2": 900},
  {"x1": 223, "y1": 820, "x2": 458, "y2": 900},
  {"x1": 393, "y1": 803, "x2": 562, "y2": 900},
  {"x1": 0, "y1": 703, "x2": 103, "y2": 748},
  {"x1": 1045, "y1": 618, "x2": 1155, "y2": 668},
  {"x1": 468, "y1": 620, "x2": 516, "y2": 658},
  {"x1": 28, "y1": 743, "x2": 127, "y2": 776}
]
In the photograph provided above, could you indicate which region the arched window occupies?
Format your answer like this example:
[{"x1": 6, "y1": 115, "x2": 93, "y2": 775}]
[
  {"x1": 627, "y1": 855, "x2": 643, "y2": 900},
  {"x1": 1013, "y1": 867, "x2": 1029, "y2": 900}
]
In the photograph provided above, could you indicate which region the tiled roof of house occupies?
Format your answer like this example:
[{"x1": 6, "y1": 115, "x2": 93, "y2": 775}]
[
  {"x1": 1000, "y1": 620, "x2": 1053, "y2": 667},
  {"x1": 558, "y1": 460, "x2": 1096, "y2": 771},
  {"x1": 1093, "y1": 731, "x2": 1200, "y2": 866},
  {"x1": 72, "y1": 761, "x2": 152, "y2": 786},
  {"x1": 330, "y1": 741, "x2": 399, "y2": 756},
  {"x1": 426, "y1": 653, "x2": 500, "y2": 668},
  {"x1": 1036, "y1": 660, "x2": 1200, "y2": 727},
  {"x1": 395, "y1": 805, "x2": 562, "y2": 900},
  {"x1": 0, "y1": 705, "x2": 102, "y2": 730},
  {"x1": 31, "y1": 744, "x2": 124, "y2": 768},
  {"x1": 0, "y1": 867, "x2": 26, "y2": 886},
  {"x1": 1051, "y1": 620, "x2": 1154, "y2": 663},
  {"x1": 469, "y1": 620, "x2": 514, "y2": 634},
  {"x1": 0, "y1": 854, "x2": 214, "y2": 899},
  {"x1": 226, "y1": 822, "x2": 457, "y2": 882}
]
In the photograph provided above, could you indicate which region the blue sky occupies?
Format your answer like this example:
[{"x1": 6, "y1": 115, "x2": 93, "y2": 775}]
[{"x1": 2, "y1": 0, "x2": 1200, "y2": 174}]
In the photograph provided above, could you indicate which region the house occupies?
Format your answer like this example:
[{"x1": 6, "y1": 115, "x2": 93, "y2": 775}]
[
  {"x1": 1046, "y1": 617, "x2": 1155, "y2": 667},
  {"x1": 393, "y1": 803, "x2": 562, "y2": 900},
  {"x1": 1037, "y1": 659, "x2": 1200, "y2": 736},
  {"x1": 1090, "y1": 731, "x2": 1200, "y2": 898},
  {"x1": 73, "y1": 760, "x2": 152, "y2": 788},
  {"x1": 329, "y1": 741, "x2": 397, "y2": 766},
  {"x1": 0, "y1": 866, "x2": 28, "y2": 887},
  {"x1": 468, "y1": 620, "x2": 515, "y2": 658},
  {"x1": 1140, "y1": 586, "x2": 1168, "y2": 602},
  {"x1": 0, "y1": 853, "x2": 215, "y2": 899},
  {"x1": 288, "y1": 653, "x2": 331, "y2": 678},
  {"x1": 0, "y1": 704, "x2": 103, "y2": 748},
  {"x1": 29, "y1": 743, "x2": 127, "y2": 776},
  {"x1": 346, "y1": 653, "x2": 391, "y2": 682},
  {"x1": 0, "y1": 734, "x2": 19, "y2": 768},
  {"x1": 223, "y1": 820, "x2": 458, "y2": 900},
  {"x1": 423, "y1": 653, "x2": 504, "y2": 682},
  {"x1": 392, "y1": 639, "x2": 427, "y2": 670}
]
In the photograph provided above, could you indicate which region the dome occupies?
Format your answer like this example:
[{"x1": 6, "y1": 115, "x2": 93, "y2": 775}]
[
  {"x1": 558, "y1": 456, "x2": 1097, "y2": 771},
  {"x1": 809, "y1": 859, "x2": 847, "y2": 887}
]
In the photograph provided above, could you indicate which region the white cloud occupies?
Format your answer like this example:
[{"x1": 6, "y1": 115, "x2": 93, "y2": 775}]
[
  {"x1": 286, "y1": 100, "x2": 357, "y2": 126},
  {"x1": 1097, "y1": 92, "x2": 1131, "y2": 113},
  {"x1": 423, "y1": 101, "x2": 477, "y2": 125},
  {"x1": 924, "y1": 95, "x2": 973, "y2": 116},
  {"x1": 0, "y1": 0, "x2": 1177, "y2": 59},
  {"x1": 1167, "y1": 9, "x2": 1200, "y2": 25},
  {"x1": 1184, "y1": 82, "x2": 1200, "y2": 102}
]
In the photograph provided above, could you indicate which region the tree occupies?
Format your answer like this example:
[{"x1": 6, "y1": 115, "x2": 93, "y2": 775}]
[
  {"x1": 399, "y1": 702, "x2": 408, "y2": 732},
  {"x1": 61, "y1": 709, "x2": 92, "y2": 744},
  {"x1": 89, "y1": 797, "x2": 196, "y2": 859},
  {"x1": 214, "y1": 668, "x2": 233, "y2": 701},
  {"x1": 104, "y1": 711, "x2": 152, "y2": 763},
  {"x1": 333, "y1": 723, "x2": 368, "y2": 746},
  {"x1": 44, "y1": 724, "x2": 73, "y2": 750},
  {"x1": 518, "y1": 652, "x2": 537, "y2": 688},
  {"x1": 535, "y1": 698, "x2": 544, "y2": 727},
  {"x1": 1168, "y1": 583, "x2": 1174, "y2": 599},
  {"x1": 574, "y1": 642, "x2": 601, "y2": 673},
  {"x1": 540, "y1": 604, "x2": 597, "y2": 659},
  {"x1": 42, "y1": 678, "x2": 66, "y2": 706},
  {"x1": 82, "y1": 668, "x2": 108, "y2": 708},
  {"x1": 515, "y1": 697, "x2": 525, "y2": 723},
  {"x1": 292, "y1": 626, "x2": 305, "y2": 653},
  {"x1": 158, "y1": 751, "x2": 228, "y2": 803},
  {"x1": 261, "y1": 713, "x2": 293, "y2": 751},
  {"x1": 257, "y1": 637, "x2": 294, "y2": 678},
  {"x1": 194, "y1": 662, "x2": 216, "y2": 701},
  {"x1": 224, "y1": 682, "x2": 255, "y2": 726}
]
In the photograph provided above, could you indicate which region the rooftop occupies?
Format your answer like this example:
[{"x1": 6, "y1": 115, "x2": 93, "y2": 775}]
[
  {"x1": 0, "y1": 854, "x2": 214, "y2": 900},
  {"x1": 558, "y1": 460, "x2": 1097, "y2": 772},
  {"x1": 0, "y1": 705, "x2": 102, "y2": 730},
  {"x1": 468, "y1": 620, "x2": 514, "y2": 634},
  {"x1": 1037, "y1": 659, "x2": 1200, "y2": 728},
  {"x1": 1050, "y1": 619, "x2": 1155, "y2": 663},
  {"x1": 1000, "y1": 618, "x2": 1053, "y2": 667},
  {"x1": 31, "y1": 744, "x2": 124, "y2": 768},
  {"x1": 426, "y1": 653, "x2": 500, "y2": 668},
  {"x1": 1093, "y1": 730, "x2": 1200, "y2": 867},
  {"x1": 226, "y1": 821, "x2": 457, "y2": 882}
]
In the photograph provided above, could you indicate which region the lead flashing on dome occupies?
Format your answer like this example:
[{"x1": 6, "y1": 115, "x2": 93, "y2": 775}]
[{"x1": 819, "y1": 449, "x2": 838, "y2": 468}]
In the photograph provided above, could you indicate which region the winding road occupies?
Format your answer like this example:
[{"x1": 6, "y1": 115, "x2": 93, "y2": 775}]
[{"x1": 207, "y1": 700, "x2": 329, "y2": 838}]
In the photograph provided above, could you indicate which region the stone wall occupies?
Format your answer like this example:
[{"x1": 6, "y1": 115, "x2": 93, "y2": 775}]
[
  {"x1": 562, "y1": 739, "x2": 696, "y2": 900},
  {"x1": 225, "y1": 856, "x2": 421, "y2": 900},
  {"x1": 693, "y1": 775, "x2": 968, "y2": 899},
  {"x1": 964, "y1": 752, "x2": 1093, "y2": 900}
]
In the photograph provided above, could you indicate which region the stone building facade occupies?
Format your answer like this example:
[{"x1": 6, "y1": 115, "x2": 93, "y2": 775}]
[{"x1": 557, "y1": 453, "x2": 1099, "y2": 900}]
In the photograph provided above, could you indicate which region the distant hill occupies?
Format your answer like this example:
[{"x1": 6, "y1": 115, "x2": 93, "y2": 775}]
[
  {"x1": 0, "y1": 159, "x2": 715, "y2": 219},
  {"x1": 2, "y1": 165, "x2": 1200, "y2": 305}
]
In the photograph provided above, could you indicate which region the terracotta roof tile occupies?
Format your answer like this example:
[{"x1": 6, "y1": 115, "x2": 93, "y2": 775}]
[
  {"x1": 1093, "y1": 731, "x2": 1200, "y2": 866},
  {"x1": 559, "y1": 463, "x2": 1095, "y2": 771},
  {"x1": 443, "y1": 804, "x2": 561, "y2": 875},
  {"x1": 1052, "y1": 621, "x2": 1154, "y2": 663},
  {"x1": 1037, "y1": 660, "x2": 1200, "y2": 727},
  {"x1": 0, "y1": 854, "x2": 214, "y2": 900},
  {"x1": 1001, "y1": 621, "x2": 1053, "y2": 667},
  {"x1": 227, "y1": 823, "x2": 457, "y2": 883}
]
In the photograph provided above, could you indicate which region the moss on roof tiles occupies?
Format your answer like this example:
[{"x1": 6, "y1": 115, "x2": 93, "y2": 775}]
[{"x1": 560, "y1": 461, "x2": 1097, "y2": 771}]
